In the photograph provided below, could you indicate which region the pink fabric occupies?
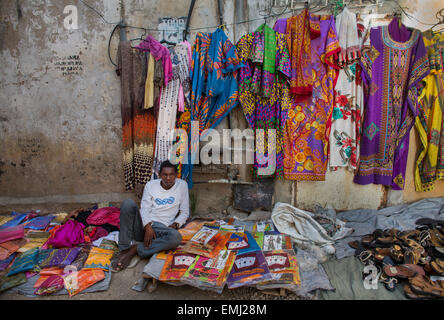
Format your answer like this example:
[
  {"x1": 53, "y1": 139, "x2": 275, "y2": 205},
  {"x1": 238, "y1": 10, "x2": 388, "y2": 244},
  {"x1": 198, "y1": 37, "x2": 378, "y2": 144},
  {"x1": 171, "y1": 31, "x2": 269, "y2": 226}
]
[
  {"x1": 45, "y1": 220, "x2": 85, "y2": 248},
  {"x1": 0, "y1": 225, "x2": 25, "y2": 244},
  {"x1": 135, "y1": 35, "x2": 172, "y2": 85},
  {"x1": 178, "y1": 84, "x2": 185, "y2": 112},
  {"x1": 89, "y1": 226, "x2": 109, "y2": 242},
  {"x1": 86, "y1": 207, "x2": 120, "y2": 228}
]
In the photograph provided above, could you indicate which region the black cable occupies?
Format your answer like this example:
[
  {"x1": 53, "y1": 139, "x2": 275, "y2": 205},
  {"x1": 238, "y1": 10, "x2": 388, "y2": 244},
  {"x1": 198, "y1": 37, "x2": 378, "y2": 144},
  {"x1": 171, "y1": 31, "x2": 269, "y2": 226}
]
[
  {"x1": 108, "y1": 23, "x2": 120, "y2": 67},
  {"x1": 79, "y1": 0, "x2": 121, "y2": 25}
]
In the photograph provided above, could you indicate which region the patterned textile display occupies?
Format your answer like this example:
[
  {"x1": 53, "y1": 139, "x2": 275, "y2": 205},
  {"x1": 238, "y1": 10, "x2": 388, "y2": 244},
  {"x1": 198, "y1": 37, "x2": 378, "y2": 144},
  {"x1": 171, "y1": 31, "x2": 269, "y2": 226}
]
[
  {"x1": 69, "y1": 245, "x2": 92, "y2": 271},
  {"x1": 226, "y1": 232, "x2": 249, "y2": 251},
  {"x1": 33, "y1": 249, "x2": 54, "y2": 272},
  {"x1": 7, "y1": 247, "x2": 39, "y2": 276},
  {"x1": 24, "y1": 216, "x2": 54, "y2": 230},
  {"x1": 98, "y1": 240, "x2": 119, "y2": 255},
  {"x1": 18, "y1": 232, "x2": 51, "y2": 253},
  {"x1": 238, "y1": 231, "x2": 262, "y2": 254},
  {"x1": 180, "y1": 28, "x2": 243, "y2": 188},
  {"x1": 159, "y1": 250, "x2": 197, "y2": 282},
  {"x1": 0, "y1": 216, "x2": 14, "y2": 227},
  {"x1": 181, "y1": 249, "x2": 236, "y2": 292},
  {"x1": 0, "y1": 252, "x2": 16, "y2": 271},
  {"x1": 415, "y1": 30, "x2": 444, "y2": 191},
  {"x1": 182, "y1": 226, "x2": 232, "y2": 258},
  {"x1": 118, "y1": 41, "x2": 157, "y2": 190},
  {"x1": 39, "y1": 247, "x2": 80, "y2": 269},
  {"x1": 226, "y1": 250, "x2": 272, "y2": 289},
  {"x1": 63, "y1": 269, "x2": 105, "y2": 297},
  {"x1": 178, "y1": 220, "x2": 217, "y2": 242},
  {"x1": 0, "y1": 225, "x2": 24, "y2": 244},
  {"x1": 34, "y1": 275, "x2": 64, "y2": 296},
  {"x1": 0, "y1": 272, "x2": 27, "y2": 293},
  {"x1": 0, "y1": 239, "x2": 25, "y2": 260},
  {"x1": 252, "y1": 221, "x2": 273, "y2": 232},
  {"x1": 251, "y1": 232, "x2": 264, "y2": 249},
  {"x1": 282, "y1": 13, "x2": 341, "y2": 181},
  {"x1": 262, "y1": 232, "x2": 293, "y2": 251},
  {"x1": 34, "y1": 267, "x2": 64, "y2": 288},
  {"x1": 262, "y1": 249, "x2": 300, "y2": 285},
  {"x1": 152, "y1": 42, "x2": 191, "y2": 177},
  {"x1": 329, "y1": 8, "x2": 365, "y2": 170},
  {"x1": 237, "y1": 27, "x2": 291, "y2": 178},
  {"x1": 83, "y1": 247, "x2": 114, "y2": 271},
  {"x1": 0, "y1": 213, "x2": 27, "y2": 230},
  {"x1": 354, "y1": 19, "x2": 430, "y2": 189}
]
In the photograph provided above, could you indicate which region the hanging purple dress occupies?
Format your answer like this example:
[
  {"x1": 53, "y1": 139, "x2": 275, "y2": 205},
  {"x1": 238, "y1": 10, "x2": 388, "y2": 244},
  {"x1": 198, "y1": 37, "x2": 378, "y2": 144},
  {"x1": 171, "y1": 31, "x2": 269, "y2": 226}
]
[{"x1": 354, "y1": 19, "x2": 429, "y2": 189}]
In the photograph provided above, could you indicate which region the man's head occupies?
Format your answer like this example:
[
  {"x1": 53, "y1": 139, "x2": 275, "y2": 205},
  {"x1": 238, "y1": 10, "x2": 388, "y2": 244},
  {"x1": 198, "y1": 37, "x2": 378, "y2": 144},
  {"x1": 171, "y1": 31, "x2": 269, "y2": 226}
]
[{"x1": 159, "y1": 160, "x2": 178, "y2": 189}]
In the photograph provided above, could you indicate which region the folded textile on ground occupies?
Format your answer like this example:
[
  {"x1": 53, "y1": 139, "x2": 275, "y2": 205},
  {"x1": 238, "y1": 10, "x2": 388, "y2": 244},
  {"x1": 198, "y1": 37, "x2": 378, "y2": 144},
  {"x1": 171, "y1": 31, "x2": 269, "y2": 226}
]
[
  {"x1": 226, "y1": 250, "x2": 272, "y2": 289},
  {"x1": 0, "y1": 225, "x2": 25, "y2": 244},
  {"x1": 86, "y1": 207, "x2": 120, "y2": 228},
  {"x1": 24, "y1": 216, "x2": 55, "y2": 230},
  {"x1": 45, "y1": 220, "x2": 85, "y2": 248},
  {"x1": 7, "y1": 247, "x2": 39, "y2": 276}
]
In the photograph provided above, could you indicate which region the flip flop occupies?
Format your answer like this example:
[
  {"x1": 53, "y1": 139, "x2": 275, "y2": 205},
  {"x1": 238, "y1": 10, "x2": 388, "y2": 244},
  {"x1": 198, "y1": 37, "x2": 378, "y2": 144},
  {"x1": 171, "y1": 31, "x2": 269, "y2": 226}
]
[
  {"x1": 127, "y1": 255, "x2": 141, "y2": 269},
  {"x1": 383, "y1": 264, "x2": 418, "y2": 279},
  {"x1": 404, "y1": 284, "x2": 435, "y2": 300},
  {"x1": 430, "y1": 260, "x2": 444, "y2": 275},
  {"x1": 409, "y1": 275, "x2": 444, "y2": 298},
  {"x1": 403, "y1": 264, "x2": 426, "y2": 276}
]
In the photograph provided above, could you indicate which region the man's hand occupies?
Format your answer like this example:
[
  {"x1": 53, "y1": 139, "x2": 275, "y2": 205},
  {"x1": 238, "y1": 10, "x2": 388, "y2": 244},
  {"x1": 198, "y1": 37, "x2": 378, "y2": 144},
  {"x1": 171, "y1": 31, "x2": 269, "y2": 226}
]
[
  {"x1": 143, "y1": 223, "x2": 156, "y2": 248},
  {"x1": 169, "y1": 222, "x2": 180, "y2": 230}
]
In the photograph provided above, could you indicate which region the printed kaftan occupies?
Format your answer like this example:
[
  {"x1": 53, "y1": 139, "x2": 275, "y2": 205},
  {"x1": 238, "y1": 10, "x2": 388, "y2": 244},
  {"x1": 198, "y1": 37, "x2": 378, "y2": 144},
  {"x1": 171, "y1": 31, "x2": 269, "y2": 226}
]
[
  {"x1": 414, "y1": 30, "x2": 444, "y2": 191},
  {"x1": 354, "y1": 20, "x2": 430, "y2": 189},
  {"x1": 236, "y1": 26, "x2": 292, "y2": 178},
  {"x1": 329, "y1": 8, "x2": 364, "y2": 170},
  {"x1": 282, "y1": 14, "x2": 341, "y2": 181}
]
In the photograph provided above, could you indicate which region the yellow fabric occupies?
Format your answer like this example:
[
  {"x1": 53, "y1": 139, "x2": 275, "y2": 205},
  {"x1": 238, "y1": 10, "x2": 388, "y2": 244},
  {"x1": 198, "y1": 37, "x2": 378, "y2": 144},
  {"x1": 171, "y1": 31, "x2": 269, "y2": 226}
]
[
  {"x1": 415, "y1": 33, "x2": 443, "y2": 192},
  {"x1": 144, "y1": 53, "x2": 155, "y2": 109}
]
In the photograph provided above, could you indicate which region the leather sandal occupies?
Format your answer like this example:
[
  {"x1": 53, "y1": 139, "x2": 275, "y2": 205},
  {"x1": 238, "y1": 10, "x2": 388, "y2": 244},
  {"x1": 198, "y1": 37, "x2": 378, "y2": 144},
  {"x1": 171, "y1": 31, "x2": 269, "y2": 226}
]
[
  {"x1": 383, "y1": 276, "x2": 398, "y2": 292},
  {"x1": 430, "y1": 229, "x2": 444, "y2": 247},
  {"x1": 404, "y1": 284, "x2": 435, "y2": 300},
  {"x1": 409, "y1": 275, "x2": 444, "y2": 298},
  {"x1": 403, "y1": 264, "x2": 425, "y2": 276},
  {"x1": 383, "y1": 264, "x2": 418, "y2": 279},
  {"x1": 416, "y1": 218, "x2": 444, "y2": 228},
  {"x1": 390, "y1": 245, "x2": 404, "y2": 263},
  {"x1": 430, "y1": 260, "x2": 444, "y2": 275}
]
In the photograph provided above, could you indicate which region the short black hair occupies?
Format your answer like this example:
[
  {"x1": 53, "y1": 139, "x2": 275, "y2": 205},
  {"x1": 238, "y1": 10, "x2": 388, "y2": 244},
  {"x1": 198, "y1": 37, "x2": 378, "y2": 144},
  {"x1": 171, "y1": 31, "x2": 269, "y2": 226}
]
[{"x1": 160, "y1": 160, "x2": 178, "y2": 174}]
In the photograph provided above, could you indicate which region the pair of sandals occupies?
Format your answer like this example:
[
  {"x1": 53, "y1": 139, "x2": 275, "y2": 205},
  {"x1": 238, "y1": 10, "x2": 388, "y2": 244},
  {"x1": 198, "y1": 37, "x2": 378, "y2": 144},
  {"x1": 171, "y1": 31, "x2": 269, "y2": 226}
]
[{"x1": 405, "y1": 275, "x2": 444, "y2": 299}]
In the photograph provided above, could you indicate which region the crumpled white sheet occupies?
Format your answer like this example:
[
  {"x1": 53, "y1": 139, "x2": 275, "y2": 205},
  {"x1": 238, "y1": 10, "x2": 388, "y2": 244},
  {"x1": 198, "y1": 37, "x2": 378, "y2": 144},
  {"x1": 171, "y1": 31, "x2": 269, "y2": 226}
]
[
  {"x1": 92, "y1": 231, "x2": 119, "y2": 247},
  {"x1": 271, "y1": 202, "x2": 353, "y2": 263}
]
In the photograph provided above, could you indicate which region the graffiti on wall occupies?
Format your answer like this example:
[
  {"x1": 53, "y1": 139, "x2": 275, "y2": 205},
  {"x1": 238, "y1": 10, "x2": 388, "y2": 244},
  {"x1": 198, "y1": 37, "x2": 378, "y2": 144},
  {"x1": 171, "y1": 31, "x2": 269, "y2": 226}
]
[{"x1": 158, "y1": 17, "x2": 187, "y2": 44}]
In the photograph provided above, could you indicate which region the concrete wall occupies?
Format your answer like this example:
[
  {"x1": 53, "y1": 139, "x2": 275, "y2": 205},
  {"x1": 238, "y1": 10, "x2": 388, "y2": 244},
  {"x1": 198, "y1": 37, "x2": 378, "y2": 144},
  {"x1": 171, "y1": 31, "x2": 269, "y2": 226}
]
[{"x1": 0, "y1": 0, "x2": 442, "y2": 214}]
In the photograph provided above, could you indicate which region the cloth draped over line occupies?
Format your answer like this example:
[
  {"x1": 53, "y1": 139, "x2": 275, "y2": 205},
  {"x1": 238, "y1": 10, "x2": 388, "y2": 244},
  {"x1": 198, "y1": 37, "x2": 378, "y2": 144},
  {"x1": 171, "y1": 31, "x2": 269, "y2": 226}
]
[
  {"x1": 414, "y1": 30, "x2": 444, "y2": 191},
  {"x1": 329, "y1": 7, "x2": 365, "y2": 170},
  {"x1": 152, "y1": 41, "x2": 191, "y2": 178},
  {"x1": 118, "y1": 41, "x2": 157, "y2": 190},
  {"x1": 354, "y1": 19, "x2": 430, "y2": 189},
  {"x1": 180, "y1": 28, "x2": 244, "y2": 188},
  {"x1": 236, "y1": 26, "x2": 292, "y2": 178},
  {"x1": 281, "y1": 13, "x2": 341, "y2": 181}
]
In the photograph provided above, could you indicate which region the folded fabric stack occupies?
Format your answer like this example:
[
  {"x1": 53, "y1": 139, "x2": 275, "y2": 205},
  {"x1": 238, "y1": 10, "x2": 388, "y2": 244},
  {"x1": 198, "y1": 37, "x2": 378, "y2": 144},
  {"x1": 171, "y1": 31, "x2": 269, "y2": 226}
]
[
  {"x1": 0, "y1": 206, "x2": 120, "y2": 297},
  {"x1": 350, "y1": 218, "x2": 444, "y2": 299},
  {"x1": 150, "y1": 219, "x2": 301, "y2": 294}
]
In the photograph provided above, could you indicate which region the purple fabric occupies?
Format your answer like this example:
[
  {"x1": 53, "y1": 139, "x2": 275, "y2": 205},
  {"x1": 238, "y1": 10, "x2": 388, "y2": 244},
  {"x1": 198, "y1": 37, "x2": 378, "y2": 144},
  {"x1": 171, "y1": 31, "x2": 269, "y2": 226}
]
[
  {"x1": 24, "y1": 216, "x2": 54, "y2": 230},
  {"x1": 46, "y1": 220, "x2": 85, "y2": 248},
  {"x1": 0, "y1": 225, "x2": 24, "y2": 244},
  {"x1": 273, "y1": 18, "x2": 288, "y2": 34},
  {"x1": 354, "y1": 21, "x2": 429, "y2": 189},
  {"x1": 39, "y1": 247, "x2": 81, "y2": 268},
  {"x1": 0, "y1": 252, "x2": 16, "y2": 271},
  {"x1": 86, "y1": 207, "x2": 120, "y2": 228},
  {"x1": 135, "y1": 35, "x2": 172, "y2": 85}
]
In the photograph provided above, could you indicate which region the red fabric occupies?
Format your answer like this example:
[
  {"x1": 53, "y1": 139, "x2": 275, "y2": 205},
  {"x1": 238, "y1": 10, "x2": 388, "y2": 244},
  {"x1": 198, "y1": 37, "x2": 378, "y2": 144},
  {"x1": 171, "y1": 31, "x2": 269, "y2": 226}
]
[
  {"x1": 89, "y1": 227, "x2": 109, "y2": 242},
  {"x1": 0, "y1": 225, "x2": 25, "y2": 244},
  {"x1": 86, "y1": 207, "x2": 120, "y2": 228}
]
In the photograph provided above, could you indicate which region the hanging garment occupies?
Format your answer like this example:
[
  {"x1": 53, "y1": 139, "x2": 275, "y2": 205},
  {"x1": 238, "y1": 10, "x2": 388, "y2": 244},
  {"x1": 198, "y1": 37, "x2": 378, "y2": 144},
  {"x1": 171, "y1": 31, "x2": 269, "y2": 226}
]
[
  {"x1": 354, "y1": 19, "x2": 430, "y2": 189},
  {"x1": 237, "y1": 25, "x2": 292, "y2": 178},
  {"x1": 45, "y1": 219, "x2": 85, "y2": 248},
  {"x1": 282, "y1": 14, "x2": 341, "y2": 181},
  {"x1": 180, "y1": 28, "x2": 243, "y2": 188},
  {"x1": 285, "y1": 8, "x2": 321, "y2": 101},
  {"x1": 415, "y1": 30, "x2": 444, "y2": 191},
  {"x1": 118, "y1": 41, "x2": 157, "y2": 190},
  {"x1": 152, "y1": 42, "x2": 191, "y2": 177},
  {"x1": 329, "y1": 7, "x2": 365, "y2": 170},
  {"x1": 143, "y1": 53, "x2": 155, "y2": 109}
]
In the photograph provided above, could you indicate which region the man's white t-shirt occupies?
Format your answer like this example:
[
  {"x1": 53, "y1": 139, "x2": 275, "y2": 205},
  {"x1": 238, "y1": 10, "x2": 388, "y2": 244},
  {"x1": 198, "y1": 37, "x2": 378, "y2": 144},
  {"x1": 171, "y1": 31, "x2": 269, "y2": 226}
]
[{"x1": 139, "y1": 178, "x2": 190, "y2": 228}]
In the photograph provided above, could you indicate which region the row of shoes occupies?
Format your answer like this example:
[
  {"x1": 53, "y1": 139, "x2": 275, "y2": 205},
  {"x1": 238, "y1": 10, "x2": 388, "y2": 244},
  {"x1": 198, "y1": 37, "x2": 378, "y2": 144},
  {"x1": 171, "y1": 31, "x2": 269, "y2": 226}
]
[{"x1": 349, "y1": 218, "x2": 444, "y2": 299}]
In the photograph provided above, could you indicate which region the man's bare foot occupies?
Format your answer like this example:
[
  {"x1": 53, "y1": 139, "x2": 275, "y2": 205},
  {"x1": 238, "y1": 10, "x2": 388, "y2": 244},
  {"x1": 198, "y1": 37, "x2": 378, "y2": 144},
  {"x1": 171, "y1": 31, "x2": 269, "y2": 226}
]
[{"x1": 112, "y1": 245, "x2": 138, "y2": 272}]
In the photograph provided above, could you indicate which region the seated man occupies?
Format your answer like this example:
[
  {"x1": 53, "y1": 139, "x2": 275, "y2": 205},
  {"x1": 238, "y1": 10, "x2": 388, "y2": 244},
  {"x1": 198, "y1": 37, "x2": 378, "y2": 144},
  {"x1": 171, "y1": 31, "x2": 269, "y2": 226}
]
[{"x1": 112, "y1": 160, "x2": 189, "y2": 271}]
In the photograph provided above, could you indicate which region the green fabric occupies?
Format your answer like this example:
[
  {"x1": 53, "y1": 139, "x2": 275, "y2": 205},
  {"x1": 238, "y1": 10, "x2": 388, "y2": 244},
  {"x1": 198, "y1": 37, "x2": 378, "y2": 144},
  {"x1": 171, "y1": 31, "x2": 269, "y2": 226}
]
[
  {"x1": 319, "y1": 256, "x2": 407, "y2": 300},
  {"x1": 256, "y1": 24, "x2": 276, "y2": 74},
  {"x1": 0, "y1": 272, "x2": 27, "y2": 293}
]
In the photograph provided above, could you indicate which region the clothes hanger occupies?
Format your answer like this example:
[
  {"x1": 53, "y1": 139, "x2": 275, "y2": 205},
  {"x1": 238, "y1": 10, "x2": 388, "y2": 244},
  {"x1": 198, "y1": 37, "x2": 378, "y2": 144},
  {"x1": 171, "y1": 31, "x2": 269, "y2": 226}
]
[
  {"x1": 160, "y1": 29, "x2": 177, "y2": 46},
  {"x1": 429, "y1": 8, "x2": 444, "y2": 32}
]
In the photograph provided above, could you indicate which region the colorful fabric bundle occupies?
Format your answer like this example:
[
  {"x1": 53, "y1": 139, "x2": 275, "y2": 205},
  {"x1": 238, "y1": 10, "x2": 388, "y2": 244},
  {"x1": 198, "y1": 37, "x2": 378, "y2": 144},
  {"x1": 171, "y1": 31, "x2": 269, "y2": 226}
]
[
  {"x1": 262, "y1": 232, "x2": 293, "y2": 251},
  {"x1": 178, "y1": 220, "x2": 216, "y2": 242},
  {"x1": 0, "y1": 272, "x2": 27, "y2": 293},
  {"x1": 182, "y1": 226, "x2": 231, "y2": 258},
  {"x1": 24, "y1": 216, "x2": 55, "y2": 230},
  {"x1": 0, "y1": 239, "x2": 25, "y2": 260},
  {"x1": 98, "y1": 240, "x2": 119, "y2": 255},
  {"x1": 18, "y1": 232, "x2": 51, "y2": 253},
  {"x1": 70, "y1": 246, "x2": 92, "y2": 271},
  {"x1": 33, "y1": 267, "x2": 65, "y2": 288},
  {"x1": 86, "y1": 207, "x2": 120, "y2": 228},
  {"x1": 0, "y1": 213, "x2": 27, "y2": 230},
  {"x1": 39, "y1": 247, "x2": 81, "y2": 269},
  {"x1": 0, "y1": 216, "x2": 14, "y2": 227},
  {"x1": 226, "y1": 250, "x2": 272, "y2": 289},
  {"x1": 34, "y1": 275, "x2": 64, "y2": 296},
  {"x1": 0, "y1": 252, "x2": 16, "y2": 271},
  {"x1": 238, "y1": 231, "x2": 262, "y2": 254},
  {"x1": 63, "y1": 269, "x2": 105, "y2": 297},
  {"x1": 83, "y1": 247, "x2": 114, "y2": 271},
  {"x1": 226, "y1": 233, "x2": 249, "y2": 251},
  {"x1": 159, "y1": 251, "x2": 197, "y2": 282},
  {"x1": 181, "y1": 250, "x2": 236, "y2": 293},
  {"x1": 260, "y1": 249, "x2": 300, "y2": 287},
  {"x1": 45, "y1": 220, "x2": 85, "y2": 248},
  {"x1": 251, "y1": 232, "x2": 264, "y2": 249},
  {"x1": 0, "y1": 225, "x2": 24, "y2": 244},
  {"x1": 7, "y1": 247, "x2": 39, "y2": 276},
  {"x1": 33, "y1": 249, "x2": 54, "y2": 272}
]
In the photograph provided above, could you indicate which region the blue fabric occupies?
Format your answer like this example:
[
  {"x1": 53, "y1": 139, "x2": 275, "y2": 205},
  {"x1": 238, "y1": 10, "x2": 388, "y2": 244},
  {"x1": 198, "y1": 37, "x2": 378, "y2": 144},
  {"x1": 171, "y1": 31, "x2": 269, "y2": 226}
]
[
  {"x1": 0, "y1": 253, "x2": 17, "y2": 271},
  {"x1": 238, "y1": 231, "x2": 261, "y2": 254},
  {"x1": 24, "y1": 216, "x2": 55, "y2": 230},
  {"x1": 0, "y1": 213, "x2": 27, "y2": 230},
  {"x1": 7, "y1": 248, "x2": 39, "y2": 276}
]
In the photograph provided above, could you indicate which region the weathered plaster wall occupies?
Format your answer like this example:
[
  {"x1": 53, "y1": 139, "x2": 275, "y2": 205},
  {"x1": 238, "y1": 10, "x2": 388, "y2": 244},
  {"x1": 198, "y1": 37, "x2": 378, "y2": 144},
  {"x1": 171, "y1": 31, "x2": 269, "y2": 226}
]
[{"x1": 0, "y1": 0, "x2": 442, "y2": 213}]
